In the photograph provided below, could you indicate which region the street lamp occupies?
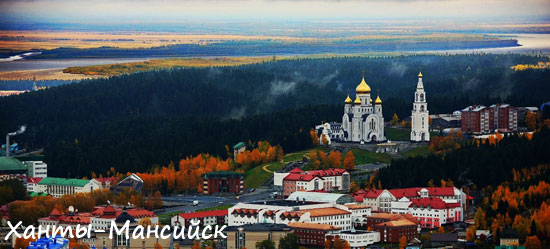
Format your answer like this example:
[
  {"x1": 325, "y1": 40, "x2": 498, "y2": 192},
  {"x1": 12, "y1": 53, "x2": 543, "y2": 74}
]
[{"x1": 5, "y1": 125, "x2": 25, "y2": 157}]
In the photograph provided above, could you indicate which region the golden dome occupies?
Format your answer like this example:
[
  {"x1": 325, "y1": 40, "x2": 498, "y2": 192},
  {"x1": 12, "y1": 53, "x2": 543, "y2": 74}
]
[
  {"x1": 375, "y1": 95, "x2": 382, "y2": 104},
  {"x1": 354, "y1": 96, "x2": 361, "y2": 105},
  {"x1": 345, "y1": 94, "x2": 352, "y2": 104},
  {"x1": 418, "y1": 72, "x2": 423, "y2": 78},
  {"x1": 356, "y1": 76, "x2": 371, "y2": 94}
]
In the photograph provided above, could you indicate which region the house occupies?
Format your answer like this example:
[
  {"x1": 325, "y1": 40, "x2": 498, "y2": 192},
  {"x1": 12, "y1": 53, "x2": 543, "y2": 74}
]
[
  {"x1": 500, "y1": 229, "x2": 520, "y2": 246},
  {"x1": 35, "y1": 177, "x2": 102, "y2": 197},
  {"x1": 461, "y1": 104, "x2": 518, "y2": 134},
  {"x1": 233, "y1": 142, "x2": 246, "y2": 160},
  {"x1": 329, "y1": 230, "x2": 381, "y2": 249}
]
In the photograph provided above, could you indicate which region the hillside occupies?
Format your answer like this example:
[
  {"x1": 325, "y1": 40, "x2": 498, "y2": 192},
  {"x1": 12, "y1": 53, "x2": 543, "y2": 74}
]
[{"x1": 1, "y1": 54, "x2": 549, "y2": 177}]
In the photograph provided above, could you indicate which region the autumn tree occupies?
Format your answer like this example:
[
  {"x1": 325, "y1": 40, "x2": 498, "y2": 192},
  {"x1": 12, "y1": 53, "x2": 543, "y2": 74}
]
[
  {"x1": 390, "y1": 113, "x2": 400, "y2": 126},
  {"x1": 332, "y1": 237, "x2": 344, "y2": 249},
  {"x1": 324, "y1": 238, "x2": 332, "y2": 249},
  {"x1": 139, "y1": 217, "x2": 153, "y2": 227},
  {"x1": 525, "y1": 112, "x2": 537, "y2": 131},
  {"x1": 326, "y1": 151, "x2": 342, "y2": 169},
  {"x1": 343, "y1": 151, "x2": 355, "y2": 170},
  {"x1": 192, "y1": 241, "x2": 201, "y2": 249},
  {"x1": 466, "y1": 226, "x2": 476, "y2": 242},
  {"x1": 524, "y1": 236, "x2": 541, "y2": 249},
  {"x1": 399, "y1": 235, "x2": 407, "y2": 249},
  {"x1": 321, "y1": 134, "x2": 329, "y2": 145},
  {"x1": 310, "y1": 129, "x2": 319, "y2": 146},
  {"x1": 438, "y1": 226, "x2": 445, "y2": 233},
  {"x1": 154, "y1": 243, "x2": 163, "y2": 249}
]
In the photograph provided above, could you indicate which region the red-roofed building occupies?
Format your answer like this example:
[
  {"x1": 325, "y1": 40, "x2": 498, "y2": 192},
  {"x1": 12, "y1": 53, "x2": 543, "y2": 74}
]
[
  {"x1": 288, "y1": 222, "x2": 341, "y2": 246},
  {"x1": 407, "y1": 197, "x2": 462, "y2": 228},
  {"x1": 171, "y1": 209, "x2": 228, "y2": 227},
  {"x1": 361, "y1": 213, "x2": 419, "y2": 243},
  {"x1": 26, "y1": 177, "x2": 43, "y2": 192},
  {"x1": 94, "y1": 177, "x2": 117, "y2": 188},
  {"x1": 281, "y1": 168, "x2": 350, "y2": 197}
]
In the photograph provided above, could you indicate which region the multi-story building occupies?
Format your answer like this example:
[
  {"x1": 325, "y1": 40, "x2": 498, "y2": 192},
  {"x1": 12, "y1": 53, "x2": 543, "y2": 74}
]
[
  {"x1": 461, "y1": 104, "x2": 518, "y2": 134},
  {"x1": 90, "y1": 205, "x2": 158, "y2": 231},
  {"x1": 225, "y1": 224, "x2": 292, "y2": 249},
  {"x1": 228, "y1": 196, "x2": 357, "y2": 231},
  {"x1": 201, "y1": 171, "x2": 244, "y2": 195},
  {"x1": 26, "y1": 177, "x2": 42, "y2": 192},
  {"x1": 23, "y1": 160, "x2": 47, "y2": 178},
  {"x1": 407, "y1": 197, "x2": 462, "y2": 228},
  {"x1": 288, "y1": 222, "x2": 341, "y2": 247},
  {"x1": 35, "y1": 177, "x2": 102, "y2": 197},
  {"x1": 171, "y1": 209, "x2": 228, "y2": 227},
  {"x1": 355, "y1": 187, "x2": 465, "y2": 214},
  {"x1": 329, "y1": 230, "x2": 381, "y2": 248},
  {"x1": 364, "y1": 213, "x2": 419, "y2": 243},
  {"x1": 276, "y1": 168, "x2": 350, "y2": 197}
]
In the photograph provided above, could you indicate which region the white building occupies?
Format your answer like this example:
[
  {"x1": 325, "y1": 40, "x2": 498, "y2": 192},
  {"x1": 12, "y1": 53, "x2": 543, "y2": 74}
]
[
  {"x1": 90, "y1": 205, "x2": 158, "y2": 231},
  {"x1": 277, "y1": 168, "x2": 350, "y2": 196},
  {"x1": 228, "y1": 199, "x2": 360, "y2": 231},
  {"x1": 331, "y1": 230, "x2": 380, "y2": 249},
  {"x1": 35, "y1": 177, "x2": 101, "y2": 197},
  {"x1": 170, "y1": 209, "x2": 228, "y2": 227},
  {"x1": 26, "y1": 177, "x2": 42, "y2": 192},
  {"x1": 406, "y1": 197, "x2": 462, "y2": 228},
  {"x1": 411, "y1": 72, "x2": 430, "y2": 142},
  {"x1": 24, "y1": 160, "x2": 47, "y2": 178},
  {"x1": 342, "y1": 76, "x2": 386, "y2": 143}
]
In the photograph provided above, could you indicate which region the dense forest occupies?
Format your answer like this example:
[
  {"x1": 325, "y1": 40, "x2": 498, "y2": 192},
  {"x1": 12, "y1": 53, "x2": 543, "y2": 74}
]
[
  {"x1": 1, "y1": 54, "x2": 549, "y2": 177},
  {"x1": 379, "y1": 127, "x2": 550, "y2": 189},
  {"x1": 32, "y1": 39, "x2": 519, "y2": 59}
]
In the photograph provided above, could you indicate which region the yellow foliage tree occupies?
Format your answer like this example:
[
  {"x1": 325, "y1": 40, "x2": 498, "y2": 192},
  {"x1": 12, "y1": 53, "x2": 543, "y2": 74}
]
[{"x1": 399, "y1": 235, "x2": 407, "y2": 249}]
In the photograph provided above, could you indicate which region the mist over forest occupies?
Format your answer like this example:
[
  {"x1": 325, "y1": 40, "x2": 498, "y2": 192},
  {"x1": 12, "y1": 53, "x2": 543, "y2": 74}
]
[{"x1": 1, "y1": 54, "x2": 549, "y2": 177}]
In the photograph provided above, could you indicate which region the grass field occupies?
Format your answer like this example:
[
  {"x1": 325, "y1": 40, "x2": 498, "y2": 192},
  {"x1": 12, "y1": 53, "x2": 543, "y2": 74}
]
[
  {"x1": 385, "y1": 127, "x2": 438, "y2": 141},
  {"x1": 401, "y1": 146, "x2": 430, "y2": 158},
  {"x1": 351, "y1": 148, "x2": 392, "y2": 164}
]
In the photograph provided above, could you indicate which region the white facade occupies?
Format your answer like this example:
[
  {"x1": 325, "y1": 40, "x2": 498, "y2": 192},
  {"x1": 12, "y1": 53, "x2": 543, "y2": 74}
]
[
  {"x1": 25, "y1": 161, "x2": 48, "y2": 178},
  {"x1": 362, "y1": 190, "x2": 396, "y2": 212},
  {"x1": 332, "y1": 230, "x2": 380, "y2": 249},
  {"x1": 411, "y1": 73, "x2": 430, "y2": 142},
  {"x1": 228, "y1": 202, "x2": 356, "y2": 230},
  {"x1": 36, "y1": 178, "x2": 102, "y2": 197},
  {"x1": 342, "y1": 76, "x2": 386, "y2": 143}
]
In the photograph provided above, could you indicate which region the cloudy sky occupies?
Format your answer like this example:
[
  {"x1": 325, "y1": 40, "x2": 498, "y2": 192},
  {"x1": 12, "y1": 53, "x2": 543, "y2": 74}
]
[{"x1": 1, "y1": 0, "x2": 549, "y2": 24}]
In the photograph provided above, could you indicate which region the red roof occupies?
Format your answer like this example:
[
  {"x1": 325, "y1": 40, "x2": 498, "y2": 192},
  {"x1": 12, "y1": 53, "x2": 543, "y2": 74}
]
[
  {"x1": 179, "y1": 209, "x2": 228, "y2": 219},
  {"x1": 49, "y1": 208, "x2": 62, "y2": 217},
  {"x1": 363, "y1": 189, "x2": 384, "y2": 198},
  {"x1": 289, "y1": 168, "x2": 303, "y2": 173},
  {"x1": 283, "y1": 168, "x2": 347, "y2": 182},
  {"x1": 356, "y1": 187, "x2": 456, "y2": 199},
  {"x1": 93, "y1": 205, "x2": 154, "y2": 219},
  {"x1": 95, "y1": 177, "x2": 117, "y2": 184},
  {"x1": 354, "y1": 196, "x2": 364, "y2": 202},
  {"x1": 409, "y1": 197, "x2": 460, "y2": 209},
  {"x1": 27, "y1": 177, "x2": 43, "y2": 184}
]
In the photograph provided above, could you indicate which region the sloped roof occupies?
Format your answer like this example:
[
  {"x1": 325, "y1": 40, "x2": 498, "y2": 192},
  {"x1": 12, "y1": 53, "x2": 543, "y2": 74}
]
[
  {"x1": 39, "y1": 177, "x2": 89, "y2": 187},
  {"x1": 409, "y1": 197, "x2": 460, "y2": 209},
  {"x1": 304, "y1": 207, "x2": 351, "y2": 217},
  {"x1": 287, "y1": 191, "x2": 355, "y2": 204},
  {"x1": 288, "y1": 222, "x2": 341, "y2": 231},
  {"x1": 0, "y1": 157, "x2": 26, "y2": 171}
]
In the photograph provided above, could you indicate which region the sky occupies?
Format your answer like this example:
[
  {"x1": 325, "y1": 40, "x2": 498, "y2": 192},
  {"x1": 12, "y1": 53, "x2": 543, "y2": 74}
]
[{"x1": 1, "y1": 0, "x2": 549, "y2": 25}]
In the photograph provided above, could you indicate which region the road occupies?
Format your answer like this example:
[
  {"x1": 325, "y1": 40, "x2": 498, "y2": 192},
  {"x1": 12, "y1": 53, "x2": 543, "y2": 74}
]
[{"x1": 157, "y1": 187, "x2": 273, "y2": 215}]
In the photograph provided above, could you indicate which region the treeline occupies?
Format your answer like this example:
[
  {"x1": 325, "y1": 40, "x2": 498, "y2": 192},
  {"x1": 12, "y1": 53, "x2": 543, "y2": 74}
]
[
  {"x1": 2, "y1": 54, "x2": 550, "y2": 177},
  {"x1": 33, "y1": 39, "x2": 519, "y2": 59},
  {"x1": 379, "y1": 127, "x2": 550, "y2": 189}
]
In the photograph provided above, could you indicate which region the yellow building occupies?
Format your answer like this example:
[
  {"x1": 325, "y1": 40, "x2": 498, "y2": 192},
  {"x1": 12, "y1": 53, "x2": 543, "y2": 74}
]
[{"x1": 225, "y1": 224, "x2": 292, "y2": 249}]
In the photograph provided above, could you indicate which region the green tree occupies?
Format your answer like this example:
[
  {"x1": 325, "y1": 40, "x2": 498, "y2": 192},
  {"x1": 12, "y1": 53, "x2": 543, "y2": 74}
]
[
  {"x1": 256, "y1": 240, "x2": 275, "y2": 249},
  {"x1": 278, "y1": 233, "x2": 299, "y2": 249}
]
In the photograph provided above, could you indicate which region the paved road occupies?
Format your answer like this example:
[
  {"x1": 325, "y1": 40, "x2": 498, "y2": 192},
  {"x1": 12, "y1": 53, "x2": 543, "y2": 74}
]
[{"x1": 157, "y1": 187, "x2": 273, "y2": 215}]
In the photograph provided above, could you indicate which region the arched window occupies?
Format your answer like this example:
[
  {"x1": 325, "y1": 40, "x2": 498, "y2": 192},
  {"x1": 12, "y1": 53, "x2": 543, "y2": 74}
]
[
  {"x1": 420, "y1": 105, "x2": 425, "y2": 111},
  {"x1": 420, "y1": 94, "x2": 424, "y2": 102}
]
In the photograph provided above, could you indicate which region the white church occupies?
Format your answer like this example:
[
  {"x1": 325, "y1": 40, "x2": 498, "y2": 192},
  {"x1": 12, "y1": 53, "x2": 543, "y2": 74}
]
[{"x1": 315, "y1": 72, "x2": 430, "y2": 144}]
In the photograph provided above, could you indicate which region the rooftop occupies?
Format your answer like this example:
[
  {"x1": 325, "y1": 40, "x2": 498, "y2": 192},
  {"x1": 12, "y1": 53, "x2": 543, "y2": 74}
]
[
  {"x1": 288, "y1": 222, "x2": 341, "y2": 231},
  {"x1": 38, "y1": 177, "x2": 90, "y2": 187},
  {"x1": 287, "y1": 191, "x2": 355, "y2": 204},
  {"x1": 202, "y1": 171, "x2": 244, "y2": 178},
  {"x1": 248, "y1": 199, "x2": 322, "y2": 207},
  {"x1": 304, "y1": 207, "x2": 351, "y2": 217},
  {"x1": 0, "y1": 157, "x2": 27, "y2": 172},
  {"x1": 233, "y1": 142, "x2": 246, "y2": 149}
]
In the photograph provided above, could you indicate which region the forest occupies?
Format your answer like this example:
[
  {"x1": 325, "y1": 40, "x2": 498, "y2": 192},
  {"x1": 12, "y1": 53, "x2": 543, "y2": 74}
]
[
  {"x1": 1, "y1": 54, "x2": 549, "y2": 177},
  {"x1": 378, "y1": 126, "x2": 550, "y2": 189}
]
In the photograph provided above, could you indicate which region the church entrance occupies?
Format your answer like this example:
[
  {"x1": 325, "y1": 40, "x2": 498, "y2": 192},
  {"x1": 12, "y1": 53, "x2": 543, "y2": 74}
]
[{"x1": 421, "y1": 132, "x2": 425, "y2": 141}]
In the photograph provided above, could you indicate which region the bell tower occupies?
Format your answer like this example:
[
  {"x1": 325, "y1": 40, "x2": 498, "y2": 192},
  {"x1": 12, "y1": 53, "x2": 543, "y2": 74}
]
[{"x1": 411, "y1": 72, "x2": 430, "y2": 142}]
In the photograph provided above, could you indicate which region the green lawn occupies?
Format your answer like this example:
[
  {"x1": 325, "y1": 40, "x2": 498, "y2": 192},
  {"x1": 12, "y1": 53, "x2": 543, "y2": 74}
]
[
  {"x1": 196, "y1": 204, "x2": 234, "y2": 212},
  {"x1": 244, "y1": 161, "x2": 283, "y2": 188},
  {"x1": 402, "y1": 146, "x2": 430, "y2": 158},
  {"x1": 385, "y1": 127, "x2": 411, "y2": 141},
  {"x1": 158, "y1": 212, "x2": 179, "y2": 225},
  {"x1": 351, "y1": 149, "x2": 392, "y2": 164}
]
